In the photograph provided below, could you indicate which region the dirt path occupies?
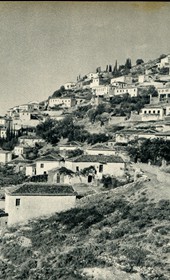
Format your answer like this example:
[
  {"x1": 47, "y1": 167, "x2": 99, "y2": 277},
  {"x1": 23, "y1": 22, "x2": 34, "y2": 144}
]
[{"x1": 133, "y1": 163, "x2": 170, "y2": 201}]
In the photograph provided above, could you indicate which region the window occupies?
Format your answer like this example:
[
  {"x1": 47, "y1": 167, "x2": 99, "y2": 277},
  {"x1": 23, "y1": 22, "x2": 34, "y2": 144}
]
[
  {"x1": 88, "y1": 175, "x2": 93, "y2": 183},
  {"x1": 144, "y1": 111, "x2": 147, "y2": 114},
  {"x1": 158, "y1": 110, "x2": 160, "y2": 114},
  {"x1": 153, "y1": 110, "x2": 155, "y2": 114},
  {"x1": 99, "y1": 164, "x2": 103, "y2": 173},
  {"x1": 76, "y1": 166, "x2": 79, "y2": 172},
  {"x1": 16, "y1": 198, "x2": 20, "y2": 206},
  {"x1": 149, "y1": 110, "x2": 151, "y2": 114},
  {"x1": 40, "y1": 163, "x2": 44, "y2": 168}
]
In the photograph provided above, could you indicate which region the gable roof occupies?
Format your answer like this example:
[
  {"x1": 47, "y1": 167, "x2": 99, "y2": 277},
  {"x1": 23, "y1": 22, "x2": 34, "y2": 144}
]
[
  {"x1": 8, "y1": 155, "x2": 32, "y2": 164},
  {"x1": 36, "y1": 155, "x2": 64, "y2": 162},
  {"x1": 6, "y1": 183, "x2": 76, "y2": 196},
  {"x1": 67, "y1": 154, "x2": 124, "y2": 163}
]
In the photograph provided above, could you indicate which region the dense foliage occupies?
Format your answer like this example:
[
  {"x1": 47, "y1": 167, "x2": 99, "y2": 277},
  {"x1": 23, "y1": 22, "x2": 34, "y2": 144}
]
[
  {"x1": 127, "y1": 138, "x2": 170, "y2": 165},
  {"x1": 110, "y1": 93, "x2": 150, "y2": 116},
  {"x1": 36, "y1": 116, "x2": 110, "y2": 145},
  {"x1": 0, "y1": 129, "x2": 19, "y2": 151},
  {"x1": 0, "y1": 165, "x2": 26, "y2": 186}
]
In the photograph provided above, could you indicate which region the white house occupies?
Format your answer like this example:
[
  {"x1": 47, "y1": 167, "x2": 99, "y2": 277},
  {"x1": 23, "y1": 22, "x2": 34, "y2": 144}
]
[
  {"x1": 64, "y1": 82, "x2": 76, "y2": 90},
  {"x1": 85, "y1": 144, "x2": 116, "y2": 156},
  {"x1": 65, "y1": 154, "x2": 125, "y2": 180},
  {"x1": 7, "y1": 155, "x2": 32, "y2": 173},
  {"x1": 19, "y1": 135, "x2": 45, "y2": 147},
  {"x1": 93, "y1": 85, "x2": 115, "y2": 97},
  {"x1": 111, "y1": 81, "x2": 127, "y2": 88},
  {"x1": 0, "y1": 150, "x2": 12, "y2": 164},
  {"x1": 35, "y1": 155, "x2": 64, "y2": 175},
  {"x1": 18, "y1": 104, "x2": 33, "y2": 112},
  {"x1": 157, "y1": 54, "x2": 170, "y2": 69},
  {"x1": 48, "y1": 166, "x2": 96, "y2": 186},
  {"x1": 25, "y1": 163, "x2": 36, "y2": 177},
  {"x1": 111, "y1": 75, "x2": 133, "y2": 85},
  {"x1": 140, "y1": 105, "x2": 164, "y2": 121},
  {"x1": 157, "y1": 86, "x2": 170, "y2": 102},
  {"x1": 0, "y1": 126, "x2": 7, "y2": 139},
  {"x1": 13, "y1": 145, "x2": 32, "y2": 156},
  {"x1": 28, "y1": 101, "x2": 41, "y2": 111},
  {"x1": 115, "y1": 130, "x2": 139, "y2": 144},
  {"x1": 5, "y1": 183, "x2": 77, "y2": 226},
  {"x1": 86, "y1": 72, "x2": 99, "y2": 80},
  {"x1": 138, "y1": 75, "x2": 150, "y2": 84},
  {"x1": 114, "y1": 86, "x2": 139, "y2": 97},
  {"x1": 48, "y1": 97, "x2": 76, "y2": 108},
  {"x1": 58, "y1": 142, "x2": 82, "y2": 154},
  {"x1": 90, "y1": 77, "x2": 105, "y2": 89},
  {"x1": 0, "y1": 116, "x2": 6, "y2": 126}
]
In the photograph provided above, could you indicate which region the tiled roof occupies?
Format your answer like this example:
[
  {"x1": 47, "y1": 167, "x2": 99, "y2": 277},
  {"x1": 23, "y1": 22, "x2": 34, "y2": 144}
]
[
  {"x1": 88, "y1": 144, "x2": 114, "y2": 151},
  {"x1": 67, "y1": 154, "x2": 124, "y2": 163},
  {"x1": 0, "y1": 149, "x2": 12, "y2": 154},
  {"x1": 7, "y1": 183, "x2": 76, "y2": 196},
  {"x1": 36, "y1": 155, "x2": 64, "y2": 162}
]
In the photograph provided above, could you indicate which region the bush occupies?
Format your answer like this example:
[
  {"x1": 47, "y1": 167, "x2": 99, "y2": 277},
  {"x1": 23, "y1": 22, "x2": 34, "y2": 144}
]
[{"x1": 101, "y1": 175, "x2": 118, "y2": 189}]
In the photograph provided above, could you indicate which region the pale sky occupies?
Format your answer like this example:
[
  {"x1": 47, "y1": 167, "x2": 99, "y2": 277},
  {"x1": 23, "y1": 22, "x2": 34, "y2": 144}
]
[{"x1": 0, "y1": 1, "x2": 170, "y2": 115}]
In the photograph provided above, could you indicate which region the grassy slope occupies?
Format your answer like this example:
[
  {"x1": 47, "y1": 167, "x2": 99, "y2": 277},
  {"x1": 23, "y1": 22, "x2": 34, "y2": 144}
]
[{"x1": 0, "y1": 179, "x2": 170, "y2": 280}]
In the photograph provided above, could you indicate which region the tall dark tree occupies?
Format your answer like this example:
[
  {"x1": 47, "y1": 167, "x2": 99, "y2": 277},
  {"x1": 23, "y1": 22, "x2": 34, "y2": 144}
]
[
  {"x1": 125, "y1": 58, "x2": 132, "y2": 70},
  {"x1": 109, "y1": 65, "x2": 112, "y2": 72},
  {"x1": 113, "y1": 60, "x2": 118, "y2": 73}
]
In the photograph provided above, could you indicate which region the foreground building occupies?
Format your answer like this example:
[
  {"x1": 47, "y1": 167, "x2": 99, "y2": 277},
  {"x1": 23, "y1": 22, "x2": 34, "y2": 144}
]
[{"x1": 5, "y1": 183, "x2": 77, "y2": 226}]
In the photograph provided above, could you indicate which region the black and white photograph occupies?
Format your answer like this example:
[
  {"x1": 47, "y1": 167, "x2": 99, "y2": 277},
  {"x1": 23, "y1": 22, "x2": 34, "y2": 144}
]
[{"x1": 0, "y1": 1, "x2": 170, "y2": 279}]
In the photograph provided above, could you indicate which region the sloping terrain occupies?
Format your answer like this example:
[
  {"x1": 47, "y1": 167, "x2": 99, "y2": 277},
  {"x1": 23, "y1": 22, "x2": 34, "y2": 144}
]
[{"x1": 0, "y1": 179, "x2": 169, "y2": 280}]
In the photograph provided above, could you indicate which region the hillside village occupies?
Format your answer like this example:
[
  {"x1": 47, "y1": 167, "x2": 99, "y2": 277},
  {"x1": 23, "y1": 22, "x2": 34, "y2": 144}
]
[
  {"x1": 0, "y1": 54, "x2": 170, "y2": 279},
  {"x1": 0, "y1": 54, "x2": 170, "y2": 225}
]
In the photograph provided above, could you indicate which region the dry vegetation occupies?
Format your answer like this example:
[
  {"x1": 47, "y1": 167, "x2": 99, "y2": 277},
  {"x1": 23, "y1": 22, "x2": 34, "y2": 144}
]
[{"x1": 0, "y1": 180, "x2": 169, "y2": 280}]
